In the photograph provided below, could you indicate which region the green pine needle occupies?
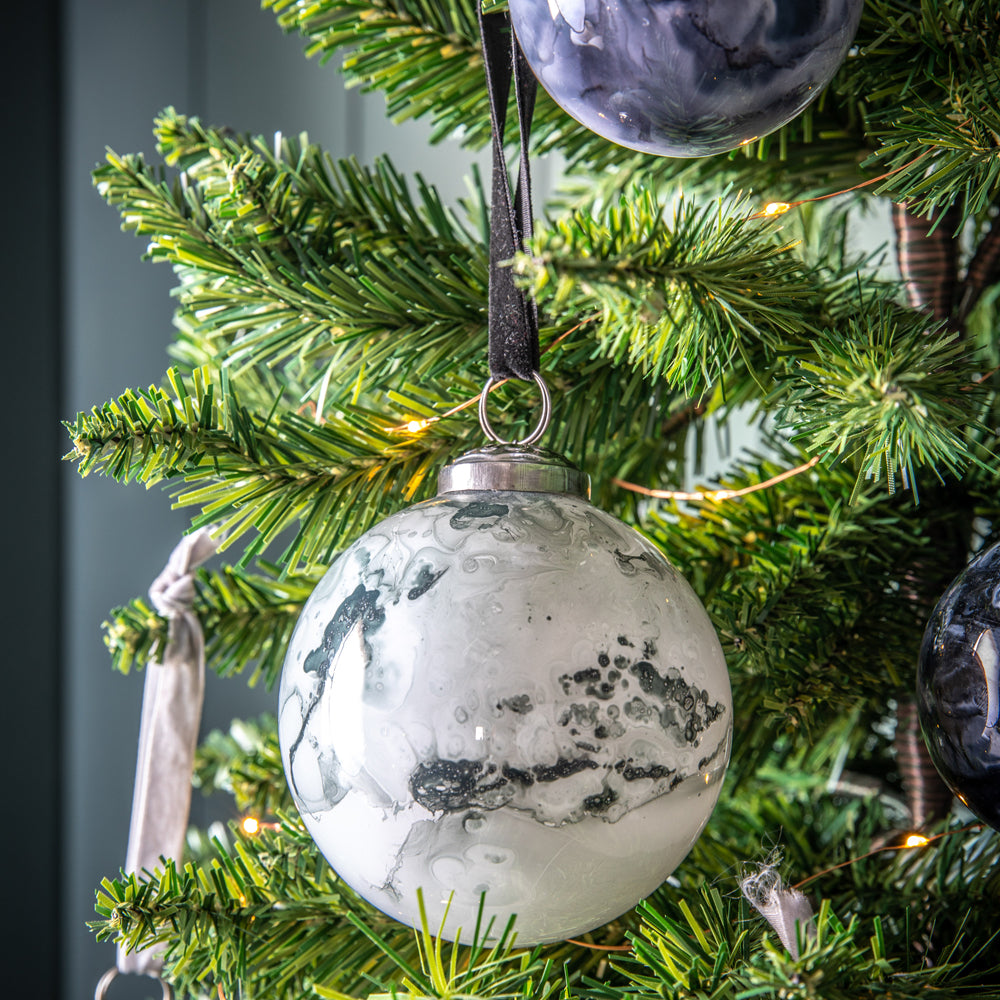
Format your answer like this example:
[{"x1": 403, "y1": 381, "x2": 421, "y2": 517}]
[{"x1": 769, "y1": 304, "x2": 992, "y2": 497}]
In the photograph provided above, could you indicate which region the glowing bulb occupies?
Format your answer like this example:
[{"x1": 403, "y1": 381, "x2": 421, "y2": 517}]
[
  {"x1": 763, "y1": 202, "x2": 791, "y2": 217},
  {"x1": 241, "y1": 816, "x2": 260, "y2": 836},
  {"x1": 406, "y1": 419, "x2": 428, "y2": 433},
  {"x1": 903, "y1": 833, "x2": 929, "y2": 848}
]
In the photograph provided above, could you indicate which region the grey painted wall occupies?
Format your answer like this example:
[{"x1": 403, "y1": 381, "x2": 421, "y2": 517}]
[{"x1": 62, "y1": 3, "x2": 487, "y2": 996}]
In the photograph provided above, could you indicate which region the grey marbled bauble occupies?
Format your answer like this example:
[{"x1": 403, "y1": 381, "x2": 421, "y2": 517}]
[
  {"x1": 278, "y1": 447, "x2": 732, "y2": 943},
  {"x1": 509, "y1": 0, "x2": 864, "y2": 157}
]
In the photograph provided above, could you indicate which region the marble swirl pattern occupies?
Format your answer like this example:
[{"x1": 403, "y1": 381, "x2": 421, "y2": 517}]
[
  {"x1": 509, "y1": 0, "x2": 863, "y2": 156},
  {"x1": 279, "y1": 490, "x2": 732, "y2": 943}
]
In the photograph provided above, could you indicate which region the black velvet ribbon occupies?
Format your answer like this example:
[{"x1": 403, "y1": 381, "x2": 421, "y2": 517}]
[{"x1": 478, "y1": 7, "x2": 540, "y2": 381}]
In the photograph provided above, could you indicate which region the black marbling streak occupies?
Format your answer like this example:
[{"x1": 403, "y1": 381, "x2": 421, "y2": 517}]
[
  {"x1": 615, "y1": 759, "x2": 675, "y2": 782},
  {"x1": 613, "y1": 549, "x2": 666, "y2": 579},
  {"x1": 289, "y1": 584, "x2": 385, "y2": 801},
  {"x1": 583, "y1": 787, "x2": 618, "y2": 814},
  {"x1": 630, "y1": 660, "x2": 725, "y2": 744},
  {"x1": 502, "y1": 763, "x2": 535, "y2": 787},
  {"x1": 407, "y1": 564, "x2": 447, "y2": 600},
  {"x1": 448, "y1": 502, "x2": 510, "y2": 531},
  {"x1": 409, "y1": 759, "x2": 508, "y2": 812},
  {"x1": 303, "y1": 584, "x2": 385, "y2": 674},
  {"x1": 559, "y1": 703, "x2": 600, "y2": 728},
  {"x1": 588, "y1": 681, "x2": 616, "y2": 701},
  {"x1": 498, "y1": 694, "x2": 534, "y2": 714},
  {"x1": 533, "y1": 757, "x2": 599, "y2": 781},
  {"x1": 562, "y1": 659, "x2": 623, "y2": 703},
  {"x1": 409, "y1": 754, "x2": 605, "y2": 812}
]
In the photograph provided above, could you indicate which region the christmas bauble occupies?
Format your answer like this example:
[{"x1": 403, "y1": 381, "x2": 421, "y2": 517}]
[
  {"x1": 278, "y1": 446, "x2": 732, "y2": 943},
  {"x1": 917, "y1": 540, "x2": 1000, "y2": 830},
  {"x1": 508, "y1": 0, "x2": 864, "y2": 157}
]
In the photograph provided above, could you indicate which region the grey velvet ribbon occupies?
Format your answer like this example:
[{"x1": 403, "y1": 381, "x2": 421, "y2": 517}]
[{"x1": 115, "y1": 528, "x2": 217, "y2": 978}]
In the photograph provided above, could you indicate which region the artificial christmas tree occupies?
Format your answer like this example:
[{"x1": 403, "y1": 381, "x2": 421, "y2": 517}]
[{"x1": 70, "y1": 0, "x2": 1000, "y2": 996}]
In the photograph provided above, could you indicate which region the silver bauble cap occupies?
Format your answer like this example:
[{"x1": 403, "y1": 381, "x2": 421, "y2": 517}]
[{"x1": 438, "y1": 445, "x2": 590, "y2": 498}]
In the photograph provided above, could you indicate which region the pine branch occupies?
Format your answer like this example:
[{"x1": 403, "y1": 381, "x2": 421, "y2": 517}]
[
  {"x1": 103, "y1": 561, "x2": 316, "y2": 686},
  {"x1": 641, "y1": 452, "x2": 987, "y2": 748},
  {"x1": 866, "y1": 98, "x2": 1000, "y2": 222},
  {"x1": 852, "y1": 0, "x2": 1000, "y2": 222},
  {"x1": 261, "y1": 0, "x2": 630, "y2": 168},
  {"x1": 95, "y1": 124, "x2": 490, "y2": 396},
  {"x1": 93, "y1": 813, "x2": 603, "y2": 1000},
  {"x1": 317, "y1": 902, "x2": 568, "y2": 1000},
  {"x1": 520, "y1": 190, "x2": 825, "y2": 395},
  {"x1": 820, "y1": 824, "x2": 1000, "y2": 971},
  {"x1": 94, "y1": 808, "x2": 1000, "y2": 1000},
  {"x1": 587, "y1": 880, "x2": 1000, "y2": 1000},
  {"x1": 694, "y1": 778, "x2": 1000, "y2": 986},
  {"x1": 153, "y1": 108, "x2": 482, "y2": 263},
  {"x1": 193, "y1": 716, "x2": 292, "y2": 816},
  {"x1": 94, "y1": 117, "x2": 792, "y2": 549},
  {"x1": 65, "y1": 367, "x2": 458, "y2": 571},
  {"x1": 769, "y1": 305, "x2": 992, "y2": 496},
  {"x1": 92, "y1": 817, "x2": 432, "y2": 1000},
  {"x1": 264, "y1": 0, "x2": 488, "y2": 146}
]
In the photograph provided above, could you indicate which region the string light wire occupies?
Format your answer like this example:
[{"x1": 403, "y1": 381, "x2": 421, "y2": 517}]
[
  {"x1": 613, "y1": 456, "x2": 820, "y2": 503},
  {"x1": 791, "y1": 823, "x2": 981, "y2": 890},
  {"x1": 748, "y1": 151, "x2": 931, "y2": 220}
]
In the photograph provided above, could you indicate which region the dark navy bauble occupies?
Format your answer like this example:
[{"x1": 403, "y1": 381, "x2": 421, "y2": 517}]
[
  {"x1": 509, "y1": 0, "x2": 864, "y2": 157},
  {"x1": 917, "y1": 540, "x2": 1000, "y2": 831}
]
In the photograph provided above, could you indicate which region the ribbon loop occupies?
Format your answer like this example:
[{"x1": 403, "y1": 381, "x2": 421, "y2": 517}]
[
  {"x1": 479, "y1": 7, "x2": 540, "y2": 382},
  {"x1": 115, "y1": 528, "x2": 217, "y2": 978}
]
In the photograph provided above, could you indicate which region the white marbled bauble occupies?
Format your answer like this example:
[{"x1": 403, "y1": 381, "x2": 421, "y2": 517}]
[{"x1": 278, "y1": 449, "x2": 732, "y2": 944}]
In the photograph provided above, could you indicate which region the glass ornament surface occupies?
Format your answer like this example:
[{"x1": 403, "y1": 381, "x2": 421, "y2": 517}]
[
  {"x1": 508, "y1": 0, "x2": 864, "y2": 157},
  {"x1": 917, "y1": 540, "x2": 1000, "y2": 832},
  {"x1": 278, "y1": 447, "x2": 732, "y2": 943}
]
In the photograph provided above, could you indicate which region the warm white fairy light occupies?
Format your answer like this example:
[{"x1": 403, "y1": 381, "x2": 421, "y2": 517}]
[{"x1": 750, "y1": 152, "x2": 931, "y2": 221}]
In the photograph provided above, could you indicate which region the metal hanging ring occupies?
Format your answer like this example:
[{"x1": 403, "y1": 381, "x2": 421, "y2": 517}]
[
  {"x1": 95, "y1": 968, "x2": 173, "y2": 1000},
  {"x1": 478, "y1": 371, "x2": 551, "y2": 446}
]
